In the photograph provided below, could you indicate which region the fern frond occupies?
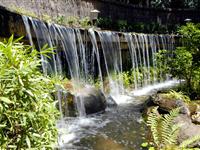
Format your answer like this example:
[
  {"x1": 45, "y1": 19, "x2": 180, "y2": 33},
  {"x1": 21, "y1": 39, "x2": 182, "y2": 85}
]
[
  {"x1": 147, "y1": 107, "x2": 161, "y2": 146},
  {"x1": 161, "y1": 108, "x2": 180, "y2": 145},
  {"x1": 180, "y1": 135, "x2": 200, "y2": 148}
]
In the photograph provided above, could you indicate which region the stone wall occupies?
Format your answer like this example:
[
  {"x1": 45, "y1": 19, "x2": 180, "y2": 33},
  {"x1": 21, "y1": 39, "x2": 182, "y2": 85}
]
[
  {"x1": 0, "y1": 0, "x2": 199, "y2": 26},
  {"x1": 0, "y1": 0, "x2": 94, "y2": 19}
]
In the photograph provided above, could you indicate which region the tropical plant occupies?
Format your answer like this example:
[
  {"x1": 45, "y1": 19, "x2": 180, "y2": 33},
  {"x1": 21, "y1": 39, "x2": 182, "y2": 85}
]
[
  {"x1": 146, "y1": 107, "x2": 200, "y2": 150},
  {"x1": 0, "y1": 36, "x2": 60, "y2": 149},
  {"x1": 147, "y1": 107, "x2": 180, "y2": 149},
  {"x1": 156, "y1": 23, "x2": 200, "y2": 98}
]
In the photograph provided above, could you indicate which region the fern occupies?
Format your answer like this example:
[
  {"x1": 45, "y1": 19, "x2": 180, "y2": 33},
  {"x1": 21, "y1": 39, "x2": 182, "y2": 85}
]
[
  {"x1": 161, "y1": 108, "x2": 180, "y2": 145},
  {"x1": 147, "y1": 107, "x2": 200, "y2": 149},
  {"x1": 180, "y1": 135, "x2": 200, "y2": 148},
  {"x1": 147, "y1": 106, "x2": 161, "y2": 146},
  {"x1": 147, "y1": 107, "x2": 180, "y2": 149}
]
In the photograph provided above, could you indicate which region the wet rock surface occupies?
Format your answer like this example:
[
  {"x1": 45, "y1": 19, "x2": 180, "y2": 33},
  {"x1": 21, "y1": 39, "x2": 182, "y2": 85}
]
[
  {"x1": 106, "y1": 95, "x2": 118, "y2": 108},
  {"x1": 77, "y1": 87, "x2": 107, "y2": 115}
]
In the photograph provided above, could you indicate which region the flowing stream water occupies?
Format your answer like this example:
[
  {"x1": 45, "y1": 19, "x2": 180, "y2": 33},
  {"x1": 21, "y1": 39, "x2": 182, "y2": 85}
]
[{"x1": 22, "y1": 16, "x2": 177, "y2": 149}]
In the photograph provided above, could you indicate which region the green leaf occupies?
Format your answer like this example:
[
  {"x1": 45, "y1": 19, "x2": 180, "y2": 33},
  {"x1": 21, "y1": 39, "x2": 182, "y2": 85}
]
[
  {"x1": 0, "y1": 124, "x2": 6, "y2": 128},
  {"x1": 149, "y1": 147, "x2": 155, "y2": 150},
  {"x1": 141, "y1": 142, "x2": 148, "y2": 148},
  {"x1": 7, "y1": 145, "x2": 17, "y2": 148},
  {"x1": 26, "y1": 90, "x2": 34, "y2": 97},
  {"x1": 26, "y1": 136, "x2": 31, "y2": 148},
  {"x1": 18, "y1": 75, "x2": 24, "y2": 86},
  {"x1": 0, "y1": 97, "x2": 13, "y2": 104}
]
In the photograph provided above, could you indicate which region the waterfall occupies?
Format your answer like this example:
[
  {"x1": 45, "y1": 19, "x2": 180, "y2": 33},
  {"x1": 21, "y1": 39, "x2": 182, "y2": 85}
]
[
  {"x1": 22, "y1": 16, "x2": 89, "y2": 117},
  {"x1": 88, "y1": 28, "x2": 104, "y2": 91},
  {"x1": 124, "y1": 33, "x2": 175, "y2": 88},
  {"x1": 22, "y1": 16, "x2": 175, "y2": 116},
  {"x1": 96, "y1": 30, "x2": 124, "y2": 96}
]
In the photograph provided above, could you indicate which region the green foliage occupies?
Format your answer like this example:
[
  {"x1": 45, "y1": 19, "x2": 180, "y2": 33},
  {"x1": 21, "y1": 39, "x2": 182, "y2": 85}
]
[
  {"x1": 117, "y1": 20, "x2": 128, "y2": 32},
  {"x1": 162, "y1": 90, "x2": 191, "y2": 103},
  {"x1": 66, "y1": 16, "x2": 79, "y2": 27},
  {"x1": 0, "y1": 36, "x2": 60, "y2": 149},
  {"x1": 110, "y1": 67, "x2": 162, "y2": 90},
  {"x1": 56, "y1": 15, "x2": 65, "y2": 25},
  {"x1": 156, "y1": 23, "x2": 200, "y2": 98},
  {"x1": 146, "y1": 107, "x2": 200, "y2": 149},
  {"x1": 96, "y1": 17, "x2": 113, "y2": 29},
  {"x1": 42, "y1": 14, "x2": 52, "y2": 23},
  {"x1": 79, "y1": 17, "x2": 91, "y2": 28},
  {"x1": 180, "y1": 135, "x2": 200, "y2": 148},
  {"x1": 55, "y1": 15, "x2": 91, "y2": 28},
  {"x1": 147, "y1": 107, "x2": 180, "y2": 149}
]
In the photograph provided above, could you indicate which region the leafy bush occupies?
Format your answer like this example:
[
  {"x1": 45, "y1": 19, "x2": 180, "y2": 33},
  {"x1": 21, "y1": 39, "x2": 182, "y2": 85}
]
[
  {"x1": 0, "y1": 36, "x2": 60, "y2": 149},
  {"x1": 156, "y1": 23, "x2": 200, "y2": 98}
]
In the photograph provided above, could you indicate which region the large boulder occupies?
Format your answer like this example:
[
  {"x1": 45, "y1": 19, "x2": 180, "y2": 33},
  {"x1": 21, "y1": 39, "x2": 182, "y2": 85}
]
[
  {"x1": 174, "y1": 114, "x2": 200, "y2": 147},
  {"x1": 152, "y1": 93, "x2": 190, "y2": 115},
  {"x1": 76, "y1": 87, "x2": 106, "y2": 115}
]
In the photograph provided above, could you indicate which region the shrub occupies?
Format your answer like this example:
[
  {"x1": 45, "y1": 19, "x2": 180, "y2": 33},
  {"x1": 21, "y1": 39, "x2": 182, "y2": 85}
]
[
  {"x1": 155, "y1": 23, "x2": 200, "y2": 98},
  {"x1": 0, "y1": 36, "x2": 60, "y2": 149}
]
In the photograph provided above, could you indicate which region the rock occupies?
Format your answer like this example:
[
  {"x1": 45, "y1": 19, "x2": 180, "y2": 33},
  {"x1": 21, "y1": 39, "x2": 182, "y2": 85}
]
[
  {"x1": 174, "y1": 114, "x2": 200, "y2": 147},
  {"x1": 153, "y1": 94, "x2": 190, "y2": 116},
  {"x1": 106, "y1": 95, "x2": 117, "y2": 107},
  {"x1": 154, "y1": 94, "x2": 179, "y2": 111},
  {"x1": 191, "y1": 112, "x2": 200, "y2": 125},
  {"x1": 141, "y1": 96, "x2": 157, "y2": 115},
  {"x1": 188, "y1": 102, "x2": 200, "y2": 124},
  {"x1": 76, "y1": 87, "x2": 106, "y2": 115}
]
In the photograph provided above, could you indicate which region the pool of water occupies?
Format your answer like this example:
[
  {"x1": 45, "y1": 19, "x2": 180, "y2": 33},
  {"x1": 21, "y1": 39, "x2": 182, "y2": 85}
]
[
  {"x1": 57, "y1": 80, "x2": 180, "y2": 150},
  {"x1": 57, "y1": 97, "x2": 147, "y2": 150}
]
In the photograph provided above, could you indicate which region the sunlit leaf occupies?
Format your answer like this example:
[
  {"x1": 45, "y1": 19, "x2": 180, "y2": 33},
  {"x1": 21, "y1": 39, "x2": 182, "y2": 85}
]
[{"x1": 0, "y1": 97, "x2": 13, "y2": 104}]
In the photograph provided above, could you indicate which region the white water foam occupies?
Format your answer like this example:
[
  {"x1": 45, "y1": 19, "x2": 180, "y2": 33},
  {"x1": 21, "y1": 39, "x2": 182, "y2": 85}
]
[
  {"x1": 111, "y1": 94, "x2": 133, "y2": 105},
  {"x1": 110, "y1": 80, "x2": 180, "y2": 105},
  {"x1": 57, "y1": 117, "x2": 110, "y2": 148},
  {"x1": 132, "y1": 80, "x2": 180, "y2": 96}
]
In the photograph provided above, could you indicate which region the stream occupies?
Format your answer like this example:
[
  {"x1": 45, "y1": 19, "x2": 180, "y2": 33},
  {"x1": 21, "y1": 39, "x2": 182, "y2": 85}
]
[
  {"x1": 57, "y1": 80, "x2": 180, "y2": 150},
  {"x1": 57, "y1": 98, "x2": 146, "y2": 150}
]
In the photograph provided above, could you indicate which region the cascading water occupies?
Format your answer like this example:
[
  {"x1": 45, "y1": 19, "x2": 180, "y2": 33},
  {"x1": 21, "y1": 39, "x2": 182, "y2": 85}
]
[
  {"x1": 124, "y1": 33, "x2": 175, "y2": 89},
  {"x1": 96, "y1": 30, "x2": 124, "y2": 96},
  {"x1": 22, "y1": 15, "x2": 178, "y2": 149},
  {"x1": 22, "y1": 16, "x2": 90, "y2": 117},
  {"x1": 23, "y1": 15, "x2": 176, "y2": 110}
]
